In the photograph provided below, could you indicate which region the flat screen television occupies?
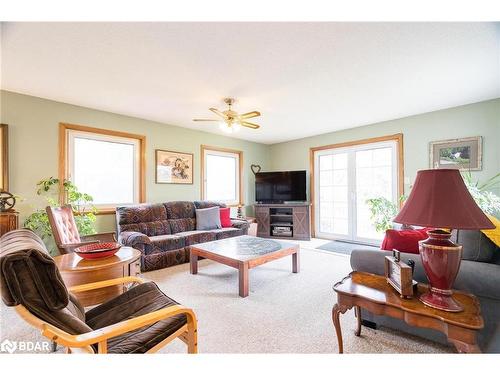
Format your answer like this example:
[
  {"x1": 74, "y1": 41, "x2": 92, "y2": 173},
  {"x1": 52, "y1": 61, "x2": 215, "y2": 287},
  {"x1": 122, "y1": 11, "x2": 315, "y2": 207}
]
[{"x1": 255, "y1": 171, "x2": 307, "y2": 203}]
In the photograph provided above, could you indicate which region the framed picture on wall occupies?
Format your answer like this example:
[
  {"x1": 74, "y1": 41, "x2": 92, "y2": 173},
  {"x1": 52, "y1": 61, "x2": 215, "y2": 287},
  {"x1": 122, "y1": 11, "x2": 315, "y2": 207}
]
[
  {"x1": 429, "y1": 136, "x2": 482, "y2": 171},
  {"x1": 155, "y1": 149, "x2": 194, "y2": 184}
]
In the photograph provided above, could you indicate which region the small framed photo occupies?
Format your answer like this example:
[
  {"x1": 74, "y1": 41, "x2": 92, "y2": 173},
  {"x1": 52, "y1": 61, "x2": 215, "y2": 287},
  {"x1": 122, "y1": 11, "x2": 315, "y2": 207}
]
[
  {"x1": 155, "y1": 149, "x2": 194, "y2": 184},
  {"x1": 429, "y1": 136, "x2": 482, "y2": 171}
]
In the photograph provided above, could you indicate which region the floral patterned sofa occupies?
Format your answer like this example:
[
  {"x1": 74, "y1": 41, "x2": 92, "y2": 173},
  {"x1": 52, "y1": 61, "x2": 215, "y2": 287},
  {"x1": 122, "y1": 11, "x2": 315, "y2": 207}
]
[{"x1": 116, "y1": 201, "x2": 249, "y2": 272}]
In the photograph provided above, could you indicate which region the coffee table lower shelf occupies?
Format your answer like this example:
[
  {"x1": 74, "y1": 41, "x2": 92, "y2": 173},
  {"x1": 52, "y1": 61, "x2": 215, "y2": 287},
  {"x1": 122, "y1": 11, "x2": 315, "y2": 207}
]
[{"x1": 332, "y1": 271, "x2": 484, "y2": 354}]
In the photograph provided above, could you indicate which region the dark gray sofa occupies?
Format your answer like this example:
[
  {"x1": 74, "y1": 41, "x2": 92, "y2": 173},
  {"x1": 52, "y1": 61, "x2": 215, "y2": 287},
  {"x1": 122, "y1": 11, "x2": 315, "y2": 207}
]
[{"x1": 350, "y1": 229, "x2": 500, "y2": 353}]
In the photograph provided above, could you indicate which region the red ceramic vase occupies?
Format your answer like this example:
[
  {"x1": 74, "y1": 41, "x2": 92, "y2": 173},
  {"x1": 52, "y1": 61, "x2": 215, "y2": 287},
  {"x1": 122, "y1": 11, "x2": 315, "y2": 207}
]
[{"x1": 418, "y1": 229, "x2": 463, "y2": 312}]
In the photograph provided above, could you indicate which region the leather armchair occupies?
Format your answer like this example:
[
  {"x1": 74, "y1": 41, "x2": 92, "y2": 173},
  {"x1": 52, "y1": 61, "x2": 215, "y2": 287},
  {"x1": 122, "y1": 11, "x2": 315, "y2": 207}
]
[
  {"x1": 0, "y1": 229, "x2": 198, "y2": 354},
  {"x1": 46, "y1": 205, "x2": 116, "y2": 254}
]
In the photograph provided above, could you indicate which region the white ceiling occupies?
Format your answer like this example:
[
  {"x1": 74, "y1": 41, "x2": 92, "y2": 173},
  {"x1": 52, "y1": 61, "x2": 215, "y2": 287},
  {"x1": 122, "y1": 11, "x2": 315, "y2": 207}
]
[{"x1": 1, "y1": 22, "x2": 499, "y2": 144}]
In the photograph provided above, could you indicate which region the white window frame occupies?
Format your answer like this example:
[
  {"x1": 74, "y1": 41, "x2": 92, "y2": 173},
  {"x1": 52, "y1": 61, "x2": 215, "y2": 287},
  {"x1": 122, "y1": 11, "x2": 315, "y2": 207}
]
[
  {"x1": 202, "y1": 146, "x2": 243, "y2": 206},
  {"x1": 62, "y1": 124, "x2": 144, "y2": 211}
]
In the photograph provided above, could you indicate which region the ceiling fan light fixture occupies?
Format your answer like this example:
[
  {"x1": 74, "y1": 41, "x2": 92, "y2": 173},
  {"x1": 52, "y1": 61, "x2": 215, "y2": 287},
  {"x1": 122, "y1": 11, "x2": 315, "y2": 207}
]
[
  {"x1": 219, "y1": 121, "x2": 233, "y2": 133},
  {"x1": 194, "y1": 98, "x2": 260, "y2": 133}
]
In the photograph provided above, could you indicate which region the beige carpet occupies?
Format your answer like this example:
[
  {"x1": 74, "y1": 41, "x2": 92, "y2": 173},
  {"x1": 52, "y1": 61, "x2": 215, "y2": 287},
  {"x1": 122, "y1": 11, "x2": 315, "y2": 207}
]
[{"x1": 0, "y1": 247, "x2": 452, "y2": 354}]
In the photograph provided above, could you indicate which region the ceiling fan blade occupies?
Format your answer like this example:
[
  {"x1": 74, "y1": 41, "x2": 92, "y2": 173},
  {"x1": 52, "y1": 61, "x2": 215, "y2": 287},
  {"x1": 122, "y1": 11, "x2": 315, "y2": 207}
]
[
  {"x1": 241, "y1": 121, "x2": 260, "y2": 129},
  {"x1": 209, "y1": 108, "x2": 227, "y2": 119},
  {"x1": 193, "y1": 119, "x2": 220, "y2": 122},
  {"x1": 239, "y1": 111, "x2": 261, "y2": 120}
]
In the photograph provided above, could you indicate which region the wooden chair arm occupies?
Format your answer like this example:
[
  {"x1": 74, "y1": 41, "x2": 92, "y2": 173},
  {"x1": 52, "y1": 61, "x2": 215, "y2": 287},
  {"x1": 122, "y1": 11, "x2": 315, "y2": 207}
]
[
  {"x1": 42, "y1": 304, "x2": 197, "y2": 348},
  {"x1": 68, "y1": 276, "x2": 145, "y2": 293}
]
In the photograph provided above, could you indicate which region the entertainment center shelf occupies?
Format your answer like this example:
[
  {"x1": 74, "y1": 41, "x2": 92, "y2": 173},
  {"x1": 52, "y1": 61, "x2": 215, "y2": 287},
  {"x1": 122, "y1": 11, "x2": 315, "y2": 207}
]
[{"x1": 254, "y1": 203, "x2": 311, "y2": 240}]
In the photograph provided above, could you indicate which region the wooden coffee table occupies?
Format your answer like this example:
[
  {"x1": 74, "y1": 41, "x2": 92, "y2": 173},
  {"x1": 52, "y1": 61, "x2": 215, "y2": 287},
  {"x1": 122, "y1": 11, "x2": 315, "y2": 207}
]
[
  {"x1": 54, "y1": 247, "x2": 142, "y2": 306},
  {"x1": 332, "y1": 271, "x2": 484, "y2": 353},
  {"x1": 190, "y1": 235, "x2": 299, "y2": 297}
]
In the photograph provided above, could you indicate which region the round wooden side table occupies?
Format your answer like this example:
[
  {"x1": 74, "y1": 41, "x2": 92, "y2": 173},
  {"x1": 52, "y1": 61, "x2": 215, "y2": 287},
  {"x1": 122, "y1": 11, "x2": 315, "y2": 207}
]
[{"x1": 54, "y1": 247, "x2": 142, "y2": 307}]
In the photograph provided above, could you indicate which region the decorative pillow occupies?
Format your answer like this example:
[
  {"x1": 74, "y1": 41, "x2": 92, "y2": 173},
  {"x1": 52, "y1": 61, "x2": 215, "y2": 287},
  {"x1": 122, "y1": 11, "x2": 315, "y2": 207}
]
[
  {"x1": 219, "y1": 207, "x2": 232, "y2": 228},
  {"x1": 195, "y1": 207, "x2": 222, "y2": 230},
  {"x1": 381, "y1": 228, "x2": 432, "y2": 254}
]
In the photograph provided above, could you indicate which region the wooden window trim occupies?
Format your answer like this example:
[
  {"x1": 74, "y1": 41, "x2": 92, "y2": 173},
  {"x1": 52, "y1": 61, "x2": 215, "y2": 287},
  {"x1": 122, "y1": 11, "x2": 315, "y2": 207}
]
[
  {"x1": 200, "y1": 145, "x2": 244, "y2": 207},
  {"x1": 309, "y1": 133, "x2": 404, "y2": 237},
  {"x1": 59, "y1": 122, "x2": 146, "y2": 215},
  {"x1": 1, "y1": 124, "x2": 8, "y2": 191}
]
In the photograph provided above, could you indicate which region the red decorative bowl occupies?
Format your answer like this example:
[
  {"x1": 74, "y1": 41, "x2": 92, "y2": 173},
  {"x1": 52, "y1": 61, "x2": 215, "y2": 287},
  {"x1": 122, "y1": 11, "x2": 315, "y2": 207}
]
[{"x1": 74, "y1": 242, "x2": 121, "y2": 260}]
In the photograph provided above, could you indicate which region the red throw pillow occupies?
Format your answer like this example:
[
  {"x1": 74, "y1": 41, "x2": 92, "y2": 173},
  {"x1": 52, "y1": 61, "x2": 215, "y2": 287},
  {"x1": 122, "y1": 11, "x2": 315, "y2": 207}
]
[
  {"x1": 219, "y1": 207, "x2": 232, "y2": 228},
  {"x1": 381, "y1": 228, "x2": 432, "y2": 254}
]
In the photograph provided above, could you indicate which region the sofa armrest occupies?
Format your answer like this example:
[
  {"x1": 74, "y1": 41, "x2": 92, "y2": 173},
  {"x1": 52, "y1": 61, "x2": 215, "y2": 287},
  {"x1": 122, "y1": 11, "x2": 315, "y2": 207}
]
[
  {"x1": 230, "y1": 219, "x2": 249, "y2": 231},
  {"x1": 118, "y1": 231, "x2": 151, "y2": 247}
]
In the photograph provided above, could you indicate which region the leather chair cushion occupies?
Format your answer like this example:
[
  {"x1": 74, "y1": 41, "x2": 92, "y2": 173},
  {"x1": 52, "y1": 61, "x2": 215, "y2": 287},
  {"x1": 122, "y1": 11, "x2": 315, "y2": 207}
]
[
  {"x1": 85, "y1": 282, "x2": 187, "y2": 354},
  {"x1": 0, "y1": 230, "x2": 92, "y2": 335},
  {"x1": 174, "y1": 231, "x2": 216, "y2": 246},
  {"x1": 47, "y1": 205, "x2": 81, "y2": 244}
]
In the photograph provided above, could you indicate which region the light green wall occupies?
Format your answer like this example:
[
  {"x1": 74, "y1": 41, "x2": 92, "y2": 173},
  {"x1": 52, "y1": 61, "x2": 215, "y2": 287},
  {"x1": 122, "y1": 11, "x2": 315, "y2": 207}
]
[
  {"x1": 269, "y1": 99, "x2": 500, "y2": 198},
  {"x1": 1, "y1": 90, "x2": 270, "y2": 232},
  {"x1": 2, "y1": 90, "x2": 498, "y2": 235}
]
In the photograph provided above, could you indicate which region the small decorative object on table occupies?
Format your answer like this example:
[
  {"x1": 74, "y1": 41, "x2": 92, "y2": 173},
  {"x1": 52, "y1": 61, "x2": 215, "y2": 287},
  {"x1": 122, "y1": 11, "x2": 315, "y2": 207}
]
[
  {"x1": 0, "y1": 191, "x2": 16, "y2": 212},
  {"x1": 0, "y1": 191, "x2": 18, "y2": 236},
  {"x1": 393, "y1": 169, "x2": 494, "y2": 312},
  {"x1": 74, "y1": 242, "x2": 121, "y2": 260},
  {"x1": 384, "y1": 249, "x2": 417, "y2": 298}
]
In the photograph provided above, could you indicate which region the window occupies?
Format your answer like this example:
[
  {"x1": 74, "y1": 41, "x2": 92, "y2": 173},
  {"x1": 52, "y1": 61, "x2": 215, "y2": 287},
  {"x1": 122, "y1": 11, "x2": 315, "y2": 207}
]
[
  {"x1": 201, "y1": 145, "x2": 243, "y2": 206},
  {"x1": 60, "y1": 123, "x2": 145, "y2": 211}
]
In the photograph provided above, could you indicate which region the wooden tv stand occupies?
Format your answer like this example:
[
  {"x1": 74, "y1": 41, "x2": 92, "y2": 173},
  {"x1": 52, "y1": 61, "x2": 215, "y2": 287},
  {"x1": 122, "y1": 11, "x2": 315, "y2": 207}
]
[{"x1": 254, "y1": 203, "x2": 311, "y2": 240}]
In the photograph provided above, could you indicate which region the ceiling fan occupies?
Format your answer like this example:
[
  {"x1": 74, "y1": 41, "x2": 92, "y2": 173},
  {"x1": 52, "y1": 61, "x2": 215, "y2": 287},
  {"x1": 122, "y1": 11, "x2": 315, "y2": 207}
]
[{"x1": 193, "y1": 98, "x2": 261, "y2": 133}]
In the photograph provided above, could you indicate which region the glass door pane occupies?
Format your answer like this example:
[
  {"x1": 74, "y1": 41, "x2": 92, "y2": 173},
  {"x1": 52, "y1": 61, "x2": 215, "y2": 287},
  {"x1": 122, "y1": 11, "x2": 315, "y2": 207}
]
[
  {"x1": 355, "y1": 146, "x2": 394, "y2": 241},
  {"x1": 318, "y1": 152, "x2": 349, "y2": 237}
]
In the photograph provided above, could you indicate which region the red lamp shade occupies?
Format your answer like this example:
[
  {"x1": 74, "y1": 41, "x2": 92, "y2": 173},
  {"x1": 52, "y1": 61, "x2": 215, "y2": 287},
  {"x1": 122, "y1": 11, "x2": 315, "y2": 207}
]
[{"x1": 394, "y1": 169, "x2": 494, "y2": 229}]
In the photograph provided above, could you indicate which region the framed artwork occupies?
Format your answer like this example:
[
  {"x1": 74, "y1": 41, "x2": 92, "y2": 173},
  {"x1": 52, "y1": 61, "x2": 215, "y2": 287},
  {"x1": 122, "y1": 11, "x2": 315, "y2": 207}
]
[
  {"x1": 429, "y1": 136, "x2": 482, "y2": 171},
  {"x1": 0, "y1": 124, "x2": 8, "y2": 191},
  {"x1": 155, "y1": 149, "x2": 193, "y2": 184}
]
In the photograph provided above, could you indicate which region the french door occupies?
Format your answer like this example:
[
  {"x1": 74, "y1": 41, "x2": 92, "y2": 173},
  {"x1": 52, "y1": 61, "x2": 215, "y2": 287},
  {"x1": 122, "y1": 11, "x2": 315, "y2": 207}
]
[{"x1": 314, "y1": 139, "x2": 399, "y2": 245}]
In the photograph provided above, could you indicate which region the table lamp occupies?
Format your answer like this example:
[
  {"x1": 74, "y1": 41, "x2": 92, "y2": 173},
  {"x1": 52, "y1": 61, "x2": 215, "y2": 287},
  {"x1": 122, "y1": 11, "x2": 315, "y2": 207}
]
[{"x1": 393, "y1": 169, "x2": 494, "y2": 312}]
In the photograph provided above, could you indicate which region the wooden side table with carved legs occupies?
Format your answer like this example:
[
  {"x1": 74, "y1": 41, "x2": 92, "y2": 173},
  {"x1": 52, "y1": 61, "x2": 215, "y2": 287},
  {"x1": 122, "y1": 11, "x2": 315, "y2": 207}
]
[{"x1": 332, "y1": 271, "x2": 484, "y2": 354}]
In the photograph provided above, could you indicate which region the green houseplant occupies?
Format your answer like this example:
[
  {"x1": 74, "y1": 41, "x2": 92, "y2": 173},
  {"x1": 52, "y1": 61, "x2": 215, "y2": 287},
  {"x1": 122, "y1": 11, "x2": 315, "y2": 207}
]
[
  {"x1": 365, "y1": 196, "x2": 403, "y2": 233},
  {"x1": 366, "y1": 172, "x2": 500, "y2": 234},
  {"x1": 461, "y1": 171, "x2": 500, "y2": 216},
  {"x1": 24, "y1": 177, "x2": 97, "y2": 254}
]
